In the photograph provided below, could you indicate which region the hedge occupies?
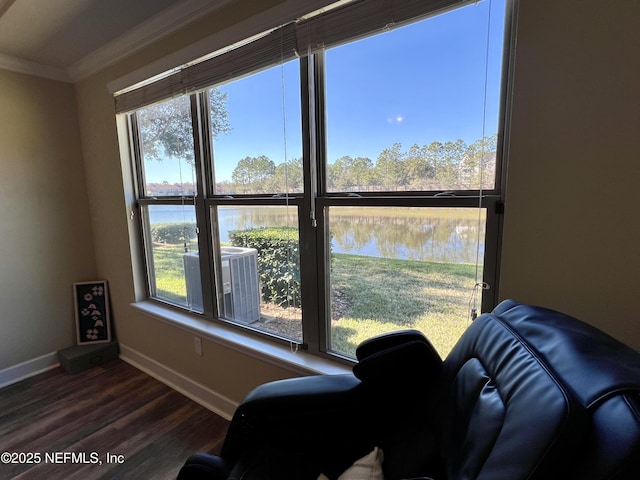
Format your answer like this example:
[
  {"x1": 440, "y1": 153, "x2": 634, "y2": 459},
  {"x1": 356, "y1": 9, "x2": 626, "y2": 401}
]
[
  {"x1": 150, "y1": 222, "x2": 197, "y2": 244},
  {"x1": 229, "y1": 227, "x2": 301, "y2": 308}
]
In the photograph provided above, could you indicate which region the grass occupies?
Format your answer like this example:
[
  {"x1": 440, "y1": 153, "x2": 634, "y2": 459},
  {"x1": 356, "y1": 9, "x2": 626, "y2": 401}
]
[
  {"x1": 152, "y1": 244, "x2": 191, "y2": 304},
  {"x1": 149, "y1": 244, "x2": 477, "y2": 359},
  {"x1": 330, "y1": 253, "x2": 476, "y2": 358}
]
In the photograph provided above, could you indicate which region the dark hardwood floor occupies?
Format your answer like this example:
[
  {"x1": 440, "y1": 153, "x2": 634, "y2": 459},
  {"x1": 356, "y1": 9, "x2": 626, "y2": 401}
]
[{"x1": 0, "y1": 359, "x2": 229, "y2": 480}]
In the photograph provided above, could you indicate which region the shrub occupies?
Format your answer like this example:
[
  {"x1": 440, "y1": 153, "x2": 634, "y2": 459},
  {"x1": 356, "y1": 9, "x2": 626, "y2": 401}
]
[
  {"x1": 229, "y1": 227, "x2": 301, "y2": 307},
  {"x1": 150, "y1": 222, "x2": 197, "y2": 244}
]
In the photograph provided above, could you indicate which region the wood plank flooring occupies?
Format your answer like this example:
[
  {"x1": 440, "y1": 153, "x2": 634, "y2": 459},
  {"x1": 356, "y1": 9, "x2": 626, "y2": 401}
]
[{"x1": 0, "y1": 359, "x2": 229, "y2": 480}]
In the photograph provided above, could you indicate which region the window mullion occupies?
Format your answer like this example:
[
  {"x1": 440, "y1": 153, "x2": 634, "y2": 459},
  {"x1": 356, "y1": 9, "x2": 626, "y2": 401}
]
[
  {"x1": 298, "y1": 55, "x2": 321, "y2": 354},
  {"x1": 190, "y1": 93, "x2": 216, "y2": 317},
  {"x1": 311, "y1": 52, "x2": 333, "y2": 355}
]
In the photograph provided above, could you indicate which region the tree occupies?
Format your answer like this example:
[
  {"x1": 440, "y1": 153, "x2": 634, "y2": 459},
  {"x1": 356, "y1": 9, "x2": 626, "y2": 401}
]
[
  {"x1": 137, "y1": 89, "x2": 230, "y2": 162},
  {"x1": 269, "y1": 158, "x2": 304, "y2": 193},
  {"x1": 328, "y1": 156, "x2": 350, "y2": 191},
  {"x1": 330, "y1": 156, "x2": 375, "y2": 191},
  {"x1": 375, "y1": 143, "x2": 407, "y2": 190},
  {"x1": 347, "y1": 156, "x2": 374, "y2": 190},
  {"x1": 447, "y1": 139, "x2": 468, "y2": 188},
  {"x1": 463, "y1": 135, "x2": 497, "y2": 189},
  {"x1": 429, "y1": 139, "x2": 467, "y2": 189},
  {"x1": 232, "y1": 155, "x2": 276, "y2": 193},
  {"x1": 405, "y1": 143, "x2": 435, "y2": 189},
  {"x1": 327, "y1": 161, "x2": 346, "y2": 191}
]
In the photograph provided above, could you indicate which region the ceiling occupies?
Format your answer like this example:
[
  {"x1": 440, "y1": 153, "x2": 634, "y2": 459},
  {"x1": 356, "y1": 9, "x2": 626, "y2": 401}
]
[{"x1": 0, "y1": 0, "x2": 231, "y2": 82}]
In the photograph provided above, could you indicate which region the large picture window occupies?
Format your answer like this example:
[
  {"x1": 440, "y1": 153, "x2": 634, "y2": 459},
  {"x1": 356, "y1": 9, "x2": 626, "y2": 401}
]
[{"x1": 120, "y1": 0, "x2": 510, "y2": 360}]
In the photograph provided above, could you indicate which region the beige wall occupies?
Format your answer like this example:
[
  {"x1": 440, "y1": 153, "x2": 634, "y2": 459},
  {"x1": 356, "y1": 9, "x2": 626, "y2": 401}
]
[
  {"x1": 499, "y1": 0, "x2": 640, "y2": 350},
  {"x1": 0, "y1": 70, "x2": 96, "y2": 369}
]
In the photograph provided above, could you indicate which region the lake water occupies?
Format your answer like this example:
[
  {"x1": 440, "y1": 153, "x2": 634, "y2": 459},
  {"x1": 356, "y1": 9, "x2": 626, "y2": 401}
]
[{"x1": 148, "y1": 205, "x2": 485, "y2": 264}]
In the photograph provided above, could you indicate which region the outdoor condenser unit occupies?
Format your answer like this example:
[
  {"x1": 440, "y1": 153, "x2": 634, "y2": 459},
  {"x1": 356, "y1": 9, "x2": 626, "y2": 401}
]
[
  {"x1": 220, "y1": 246, "x2": 261, "y2": 324},
  {"x1": 183, "y1": 247, "x2": 261, "y2": 324}
]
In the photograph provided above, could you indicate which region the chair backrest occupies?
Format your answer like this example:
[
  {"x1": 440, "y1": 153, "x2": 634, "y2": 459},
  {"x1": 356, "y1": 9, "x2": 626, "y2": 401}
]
[
  {"x1": 441, "y1": 307, "x2": 585, "y2": 479},
  {"x1": 492, "y1": 301, "x2": 640, "y2": 480},
  {"x1": 440, "y1": 300, "x2": 640, "y2": 479}
]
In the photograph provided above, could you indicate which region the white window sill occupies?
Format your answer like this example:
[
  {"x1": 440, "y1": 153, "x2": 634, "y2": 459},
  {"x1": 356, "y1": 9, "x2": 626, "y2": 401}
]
[{"x1": 130, "y1": 301, "x2": 352, "y2": 377}]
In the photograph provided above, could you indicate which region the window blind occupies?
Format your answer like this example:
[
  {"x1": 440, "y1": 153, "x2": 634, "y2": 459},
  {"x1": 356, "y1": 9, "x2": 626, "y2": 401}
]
[
  {"x1": 296, "y1": 0, "x2": 469, "y2": 54},
  {"x1": 115, "y1": 0, "x2": 469, "y2": 113},
  {"x1": 115, "y1": 23, "x2": 298, "y2": 113}
]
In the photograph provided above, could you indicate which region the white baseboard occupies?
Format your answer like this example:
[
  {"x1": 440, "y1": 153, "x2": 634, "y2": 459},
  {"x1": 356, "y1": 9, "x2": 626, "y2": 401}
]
[
  {"x1": 119, "y1": 344, "x2": 237, "y2": 421},
  {"x1": 0, "y1": 352, "x2": 60, "y2": 389}
]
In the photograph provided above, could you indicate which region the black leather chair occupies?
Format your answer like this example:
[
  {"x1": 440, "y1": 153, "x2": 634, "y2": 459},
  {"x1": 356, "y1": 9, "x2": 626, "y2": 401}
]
[{"x1": 177, "y1": 300, "x2": 640, "y2": 479}]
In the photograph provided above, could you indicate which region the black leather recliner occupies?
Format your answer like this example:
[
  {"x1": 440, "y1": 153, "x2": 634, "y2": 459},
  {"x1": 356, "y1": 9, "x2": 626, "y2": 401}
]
[{"x1": 177, "y1": 300, "x2": 640, "y2": 479}]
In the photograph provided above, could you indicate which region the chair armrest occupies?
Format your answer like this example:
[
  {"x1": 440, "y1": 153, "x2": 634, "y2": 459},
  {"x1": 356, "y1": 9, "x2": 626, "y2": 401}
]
[
  {"x1": 239, "y1": 373, "x2": 362, "y2": 415},
  {"x1": 220, "y1": 374, "x2": 366, "y2": 462}
]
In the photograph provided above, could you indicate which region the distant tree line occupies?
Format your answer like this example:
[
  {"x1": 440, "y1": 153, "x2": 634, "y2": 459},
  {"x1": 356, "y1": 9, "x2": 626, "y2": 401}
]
[{"x1": 219, "y1": 135, "x2": 497, "y2": 194}]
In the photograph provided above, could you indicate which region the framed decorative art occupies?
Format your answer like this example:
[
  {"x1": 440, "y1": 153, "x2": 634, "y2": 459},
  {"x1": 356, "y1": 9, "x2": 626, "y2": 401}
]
[{"x1": 73, "y1": 280, "x2": 111, "y2": 345}]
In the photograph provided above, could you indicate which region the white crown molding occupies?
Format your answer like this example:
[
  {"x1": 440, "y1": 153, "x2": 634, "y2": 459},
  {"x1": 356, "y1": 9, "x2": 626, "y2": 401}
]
[
  {"x1": 0, "y1": 52, "x2": 71, "y2": 82},
  {"x1": 68, "y1": 0, "x2": 235, "y2": 82}
]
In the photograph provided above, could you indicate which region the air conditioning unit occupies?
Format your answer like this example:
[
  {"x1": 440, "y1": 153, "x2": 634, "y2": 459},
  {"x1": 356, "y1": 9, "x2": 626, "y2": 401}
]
[
  {"x1": 220, "y1": 247, "x2": 261, "y2": 325},
  {"x1": 183, "y1": 247, "x2": 261, "y2": 324}
]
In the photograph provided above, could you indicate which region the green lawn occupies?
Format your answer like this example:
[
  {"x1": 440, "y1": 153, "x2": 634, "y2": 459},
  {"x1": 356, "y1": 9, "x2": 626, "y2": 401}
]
[
  {"x1": 152, "y1": 244, "x2": 192, "y2": 304},
  {"x1": 330, "y1": 253, "x2": 476, "y2": 358},
  {"x1": 150, "y1": 244, "x2": 476, "y2": 358}
]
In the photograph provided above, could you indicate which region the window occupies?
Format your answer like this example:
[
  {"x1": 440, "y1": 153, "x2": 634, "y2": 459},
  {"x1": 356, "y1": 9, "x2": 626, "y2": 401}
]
[
  {"x1": 133, "y1": 96, "x2": 199, "y2": 310},
  {"x1": 120, "y1": 0, "x2": 510, "y2": 360}
]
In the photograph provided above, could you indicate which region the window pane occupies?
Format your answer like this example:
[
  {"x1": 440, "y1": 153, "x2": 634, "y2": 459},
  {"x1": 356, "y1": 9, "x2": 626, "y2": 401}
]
[
  {"x1": 328, "y1": 206, "x2": 486, "y2": 358},
  {"x1": 137, "y1": 96, "x2": 197, "y2": 197},
  {"x1": 208, "y1": 60, "x2": 303, "y2": 195},
  {"x1": 145, "y1": 204, "x2": 201, "y2": 311},
  {"x1": 324, "y1": 2, "x2": 504, "y2": 192},
  {"x1": 215, "y1": 205, "x2": 302, "y2": 341}
]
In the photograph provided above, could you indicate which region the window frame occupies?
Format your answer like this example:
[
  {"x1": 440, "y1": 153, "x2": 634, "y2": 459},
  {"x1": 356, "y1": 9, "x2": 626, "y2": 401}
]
[
  {"x1": 122, "y1": 0, "x2": 512, "y2": 361},
  {"x1": 309, "y1": 44, "x2": 504, "y2": 356}
]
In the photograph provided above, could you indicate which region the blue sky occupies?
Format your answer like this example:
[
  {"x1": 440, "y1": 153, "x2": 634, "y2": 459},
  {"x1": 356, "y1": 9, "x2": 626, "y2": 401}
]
[{"x1": 148, "y1": 0, "x2": 505, "y2": 185}]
